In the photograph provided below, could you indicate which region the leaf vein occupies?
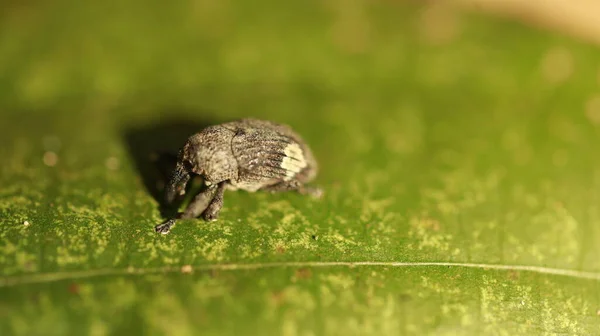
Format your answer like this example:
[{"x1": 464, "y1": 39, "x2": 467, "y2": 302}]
[{"x1": 1, "y1": 261, "x2": 599, "y2": 287}]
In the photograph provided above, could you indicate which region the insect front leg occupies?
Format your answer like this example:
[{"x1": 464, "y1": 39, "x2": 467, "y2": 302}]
[
  {"x1": 155, "y1": 185, "x2": 219, "y2": 234},
  {"x1": 202, "y1": 182, "x2": 226, "y2": 221},
  {"x1": 181, "y1": 185, "x2": 220, "y2": 219}
]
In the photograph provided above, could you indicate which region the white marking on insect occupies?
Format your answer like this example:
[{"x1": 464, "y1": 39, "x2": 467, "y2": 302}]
[{"x1": 281, "y1": 143, "x2": 307, "y2": 181}]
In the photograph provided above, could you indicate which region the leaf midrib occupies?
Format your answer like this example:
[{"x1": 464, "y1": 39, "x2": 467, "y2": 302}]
[{"x1": 2, "y1": 260, "x2": 599, "y2": 288}]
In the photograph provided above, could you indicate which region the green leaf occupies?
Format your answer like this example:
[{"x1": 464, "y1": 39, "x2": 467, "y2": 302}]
[{"x1": 1, "y1": 0, "x2": 600, "y2": 335}]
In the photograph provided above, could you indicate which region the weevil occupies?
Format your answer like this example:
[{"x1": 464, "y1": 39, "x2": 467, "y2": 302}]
[{"x1": 155, "y1": 118, "x2": 322, "y2": 234}]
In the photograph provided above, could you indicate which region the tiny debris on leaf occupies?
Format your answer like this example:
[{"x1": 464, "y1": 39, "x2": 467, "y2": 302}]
[
  {"x1": 105, "y1": 156, "x2": 120, "y2": 170},
  {"x1": 181, "y1": 265, "x2": 193, "y2": 274},
  {"x1": 43, "y1": 151, "x2": 58, "y2": 167}
]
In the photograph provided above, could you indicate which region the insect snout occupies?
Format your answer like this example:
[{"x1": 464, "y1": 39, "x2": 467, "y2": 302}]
[{"x1": 165, "y1": 164, "x2": 191, "y2": 204}]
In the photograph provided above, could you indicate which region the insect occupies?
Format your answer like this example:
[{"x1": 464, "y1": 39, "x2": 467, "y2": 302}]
[{"x1": 155, "y1": 118, "x2": 322, "y2": 234}]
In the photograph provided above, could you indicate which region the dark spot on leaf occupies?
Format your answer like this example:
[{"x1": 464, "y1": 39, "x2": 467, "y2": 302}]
[
  {"x1": 68, "y1": 283, "x2": 80, "y2": 295},
  {"x1": 399, "y1": 294, "x2": 412, "y2": 302},
  {"x1": 271, "y1": 291, "x2": 285, "y2": 306},
  {"x1": 29, "y1": 293, "x2": 40, "y2": 303},
  {"x1": 295, "y1": 268, "x2": 312, "y2": 280},
  {"x1": 276, "y1": 246, "x2": 286, "y2": 254},
  {"x1": 23, "y1": 262, "x2": 35, "y2": 272}
]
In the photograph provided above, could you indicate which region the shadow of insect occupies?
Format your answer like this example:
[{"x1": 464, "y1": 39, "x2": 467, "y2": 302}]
[{"x1": 121, "y1": 111, "x2": 222, "y2": 219}]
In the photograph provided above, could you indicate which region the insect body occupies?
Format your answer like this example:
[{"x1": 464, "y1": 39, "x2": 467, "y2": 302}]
[{"x1": 155, "y1": 118, "x2": 322, "y2": 234}]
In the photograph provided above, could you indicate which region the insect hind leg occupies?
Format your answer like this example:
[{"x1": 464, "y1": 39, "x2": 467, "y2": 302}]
[
  {"x1": 263, "y1": 180, "x2": 323, "y2": 199},
  {"x1": 262, "y1": 180, "x2": 300, "y2": 192}
]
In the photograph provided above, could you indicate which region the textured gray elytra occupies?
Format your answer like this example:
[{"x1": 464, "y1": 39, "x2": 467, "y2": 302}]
[{"x1": 155, "y1": 118, "x2": 322, "y2": 234}]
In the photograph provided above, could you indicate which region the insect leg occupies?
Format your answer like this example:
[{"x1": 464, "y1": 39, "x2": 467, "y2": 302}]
[
  {"x1": 202, "y1": 182, "x2": 226, "y2": 221},
  {"x1": 154, "y1": 218, "x2": 178, "y2": 234},
  {"x1": 297, "y1": 185, "x2": 323, "y2": 199},
  {"x1": 181, "y1": 185, "x2": 219, "y2": 219},
  {"x1": 263, "y1": 180, "x2": 323, "y2": 199},
  {"x1": 262, "y1": 180, "x2": 301, "y2": 192},
  {"x1": 154, "y1": 185, "x2": 218, "y2": 234}
]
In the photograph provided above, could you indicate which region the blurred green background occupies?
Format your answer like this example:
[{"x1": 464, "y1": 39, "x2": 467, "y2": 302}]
[{"x1": 1, "y1": 0, "x2": 600, "y2": 335}]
